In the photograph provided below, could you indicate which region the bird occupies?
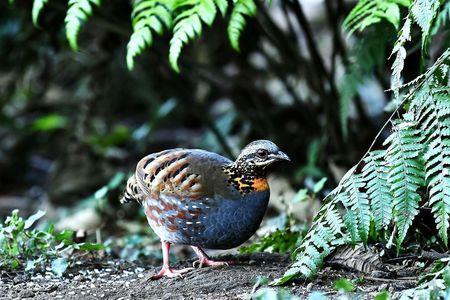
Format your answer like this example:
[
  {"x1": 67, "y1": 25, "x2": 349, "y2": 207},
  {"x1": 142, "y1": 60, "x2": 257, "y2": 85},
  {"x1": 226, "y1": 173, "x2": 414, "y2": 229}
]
[{"x1": 121, "y1": 140, "x2": 290, "y2": 279}]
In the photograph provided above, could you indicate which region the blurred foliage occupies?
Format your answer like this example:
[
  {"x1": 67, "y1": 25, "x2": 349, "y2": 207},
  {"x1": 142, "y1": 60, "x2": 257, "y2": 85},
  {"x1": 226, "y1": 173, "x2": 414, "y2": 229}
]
[
  {"x1": 239, "y1": 229, "x2": 303, "y2": 255},
  {"x1": 105, "y1": 233, "x2": 160, "y2": 262},
  {"x1": 333, "y1": 278, "x2": 355, "y2": 293},
  {"x1": 0, "y1": 210, "x2": 104, "y2": 276},
  {"x1": 401, "y1": 258, "x2": 450, "y2": 299},
  {"x1": 252, "y1": 287, "x2": 301, "y2": 300}
]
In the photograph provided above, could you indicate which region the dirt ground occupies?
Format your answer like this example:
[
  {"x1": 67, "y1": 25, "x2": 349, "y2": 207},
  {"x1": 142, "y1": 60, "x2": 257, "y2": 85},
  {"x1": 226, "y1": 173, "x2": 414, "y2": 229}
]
[{"x1": 0, "y1": 252, "x2": 416, "y2": 299}]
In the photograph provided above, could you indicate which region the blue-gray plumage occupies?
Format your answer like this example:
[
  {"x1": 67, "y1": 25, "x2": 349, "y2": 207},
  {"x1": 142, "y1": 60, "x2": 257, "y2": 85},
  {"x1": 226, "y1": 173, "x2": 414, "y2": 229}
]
[{"x1": 121, "y1": 140, "x2": 289, "y2": 279}]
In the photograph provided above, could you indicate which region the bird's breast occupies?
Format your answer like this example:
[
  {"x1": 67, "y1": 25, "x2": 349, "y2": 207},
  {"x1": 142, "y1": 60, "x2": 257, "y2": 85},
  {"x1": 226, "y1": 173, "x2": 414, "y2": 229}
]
[{"x1": 251, "y1": 178, "x2": 269, "y2": 192}]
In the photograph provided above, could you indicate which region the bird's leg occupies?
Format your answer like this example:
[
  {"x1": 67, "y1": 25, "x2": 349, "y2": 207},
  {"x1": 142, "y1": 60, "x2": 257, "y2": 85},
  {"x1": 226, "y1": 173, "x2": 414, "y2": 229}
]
[
  {"x1": 191, "y1": 246, "x2": 235, "y2": 268},
  {"x1": 149, "y1": 241, "x2": 194, "y2": 280}
]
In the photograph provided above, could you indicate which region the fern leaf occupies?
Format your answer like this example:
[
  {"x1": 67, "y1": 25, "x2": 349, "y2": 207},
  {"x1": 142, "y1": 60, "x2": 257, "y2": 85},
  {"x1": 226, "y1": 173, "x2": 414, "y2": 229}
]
[
  {"x1": 384, "y1": 118, "x2": 425, "y2": 246},
  {"x1": 227, "y1": 0, "x2": 256, "y2": 51},
  {"x1": 214, "y1": 0, "x2": 228, "y2": 17},
  {"x1": 274, "y1": 201, "x2": 347, "y2": 284},
  {"x1": 169, "y1": 0, "x2": 217, "y2": 72},
  {"x1": 65, "y1": 0, "x2": 101, "y2": 51},
  {"x1": 345, "y1": 174, "x2": 370, "y2": 242},
  {"x1": 363, "y1": 150, "x2": 393, "y2": 230},
  {"x1": 391, "y1": 17, "x2": 412, "y2": 98},
  {"x1": 416, "y1": 90, "x2": 450, "y2": 245},
  {"x1": 32, "y1": 0, "x2": 49, "y2": 26},
  {"x1": 411, "y1": 0, "x2": 440, "y2": 50},
  {"x1": 126, "y1": 0, "x2": 174, "y2": 70},
  {"x1": 343, "y1": 0, "x2": 409, "y2": 35}
]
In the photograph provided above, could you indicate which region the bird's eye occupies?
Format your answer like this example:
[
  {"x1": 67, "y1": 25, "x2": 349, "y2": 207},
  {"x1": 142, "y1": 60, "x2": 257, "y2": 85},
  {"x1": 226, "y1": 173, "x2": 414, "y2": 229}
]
[{"x1": 256, "y1": 149, "x2": 269, "y2": 159}]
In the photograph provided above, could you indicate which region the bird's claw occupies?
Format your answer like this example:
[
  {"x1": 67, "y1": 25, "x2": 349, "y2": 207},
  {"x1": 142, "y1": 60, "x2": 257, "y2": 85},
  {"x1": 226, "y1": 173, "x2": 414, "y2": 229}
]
[
  {"x1": 192, "y1": 259, "x2": 233, "y2": 268},
  {"x1": 148, "y1": 267, "x2": 194, "y2": 280}
]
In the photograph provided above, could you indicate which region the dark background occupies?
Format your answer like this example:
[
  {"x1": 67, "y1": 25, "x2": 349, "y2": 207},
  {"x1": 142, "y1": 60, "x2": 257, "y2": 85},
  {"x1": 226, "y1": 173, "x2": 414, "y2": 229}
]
[{"x1": 0, "y1": 0, "x2": 415, "y2": 234}]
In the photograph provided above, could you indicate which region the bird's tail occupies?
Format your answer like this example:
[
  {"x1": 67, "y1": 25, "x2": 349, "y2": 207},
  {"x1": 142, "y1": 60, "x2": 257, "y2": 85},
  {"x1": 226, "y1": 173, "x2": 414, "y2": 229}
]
[{"x1": 120, "y1": 174, "x2": 141, "y2": 204}]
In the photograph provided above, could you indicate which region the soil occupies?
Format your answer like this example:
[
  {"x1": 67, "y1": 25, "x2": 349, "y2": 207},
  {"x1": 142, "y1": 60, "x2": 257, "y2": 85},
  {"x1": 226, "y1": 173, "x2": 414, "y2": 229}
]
[{"x1": 0, "y1": 253, "x2": 417, "y2": 299}]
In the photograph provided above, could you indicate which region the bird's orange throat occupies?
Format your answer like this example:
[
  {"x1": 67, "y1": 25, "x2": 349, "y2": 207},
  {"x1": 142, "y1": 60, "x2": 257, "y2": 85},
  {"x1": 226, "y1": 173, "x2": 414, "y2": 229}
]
[
  {"x1": 228, "y1": 176, "x2": 269, "y2": 194},
  {"x1": 251, "y1": 178, "x2": 269, "y2": 192},
  {"x1": 222, "y1": 163, "x2": 270, "y2": 194}
]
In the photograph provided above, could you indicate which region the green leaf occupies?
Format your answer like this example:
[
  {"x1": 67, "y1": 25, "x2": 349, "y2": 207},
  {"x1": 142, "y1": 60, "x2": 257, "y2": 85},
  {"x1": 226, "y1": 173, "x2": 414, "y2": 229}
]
[
  {"x1": 55, "y1": 230, "x2": 74, "y2": 243},
  {"x1": 313, "y1": 177, "x2": 327, "y2": 194},
  {"x1": 343, "y1": 0, "x2": 410, "y2": 35},
  {"x1": 227, "y1": 0, "x2": 256, "y2": 51},
  {"x1": 126, "y1": 0, "x2": 174, "y2": 70},
  {"x1": 94, "y1": 186, "x2": 108, "y2": 199},
  {"x1": 24, "y1": 210, "x2": 46, "y2": 229},
  {"x1": 169, "y1": 0, "x2": 218, "y2": 72},
  {"x1": 107, "y1": 172, "x2": 126, "y2": 189},
  {"x1": 333, "y1": 278, "x2": 355, "y2": 292},
  {"x1": 31, "y1": 114, "x2": 67, "y2": 132},
  {"x1": 374, "y1": 290, "x2": 390, "y2": 300},
  {"x1": 51, "y1": 257, "x2": 68, "y2": 277},
  {"x1": 65, "y1": 0, "x2": 101, "y2": 51},
  {"x1": 25, "y1": 260, "x2": 36, "y2": 271},
  {"x1": 385, "y1": 119, "x2": 425, "y2": 246},
  {"x1": 293, "y1": 189, "x2": 308, "y2": 203},
  {"x1": 32, "y1": 0, "x2": 49, "y2": 26},
  {"x1": 77, "y1": 242, "x2": 105, "y2": 251}
]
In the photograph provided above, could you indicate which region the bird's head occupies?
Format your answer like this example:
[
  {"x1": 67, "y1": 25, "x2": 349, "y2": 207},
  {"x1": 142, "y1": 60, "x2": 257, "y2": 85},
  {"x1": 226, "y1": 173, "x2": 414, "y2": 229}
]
[{"x1": 234, "y1": 140, "x2": 290, "y2": 174}]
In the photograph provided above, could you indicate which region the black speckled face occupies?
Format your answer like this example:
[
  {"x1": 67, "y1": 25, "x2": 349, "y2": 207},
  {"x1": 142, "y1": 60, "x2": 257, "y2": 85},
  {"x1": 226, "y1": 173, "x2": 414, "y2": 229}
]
[
  {"x1": 237, "y1": 140, "x2": 290, "y2": 171},
  {"x1": 222, "y1": 140, "x2": 290, "y2": 194}
]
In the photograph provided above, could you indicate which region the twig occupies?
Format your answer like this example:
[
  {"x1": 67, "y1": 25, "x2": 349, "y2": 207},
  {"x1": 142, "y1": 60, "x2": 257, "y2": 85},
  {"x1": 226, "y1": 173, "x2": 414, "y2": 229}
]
[
  {"x1": 420, "y1": 250, "x2": 450, "y2": 261},
  {"x1": 363, "y1": 276, "x2": 417, "y2": 282}
]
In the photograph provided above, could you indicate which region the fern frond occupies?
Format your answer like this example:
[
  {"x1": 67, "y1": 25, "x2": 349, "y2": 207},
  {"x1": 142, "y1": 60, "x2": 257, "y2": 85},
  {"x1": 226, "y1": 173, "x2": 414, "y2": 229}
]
[
  {"x1": 343, "y1": 0, "x2": 409, "y2": 35},
  {"x1": 273, "y1": 201, "x2": 347, "y2": 284},
  {"x1": 411, "y1": 0, "x2": 440, "y2": 50},
  {"x1": 169, "y1": 0, "x2": 221, "y2": 72},
  {"x1": 384, "y1": 117, "x2": 425, "y2": 246},
  {"x1": 341, "y1": 174, "x2": 371, "y2": 243},
  {"x1": 391, "y1": 17, "x2": 412, "y2": 98},
  {"x1": 126, "y1": 0, "x2": 174, "y2": 70},
  {"x1": 227, "y1": 0, "x2": 256, "y2": 51},
  {"x1": 363, "y1": 150, "x2": 393, "y2": 230},
  {"x1": 32, "y1": 0, "x2": 49, "y2": 26},
  {"x1": 65, "y1": 0, "x2": 101, "y2": 51},
  {"x1": 414, "y1": 89, "x2": 450, "y2": 245}
]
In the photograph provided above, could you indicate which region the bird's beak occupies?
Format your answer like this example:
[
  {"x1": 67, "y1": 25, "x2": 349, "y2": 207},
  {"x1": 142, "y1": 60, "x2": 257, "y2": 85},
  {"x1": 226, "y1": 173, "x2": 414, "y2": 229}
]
[{"x1": 275, "y1": 150, "x2": 290, "y2": 162}]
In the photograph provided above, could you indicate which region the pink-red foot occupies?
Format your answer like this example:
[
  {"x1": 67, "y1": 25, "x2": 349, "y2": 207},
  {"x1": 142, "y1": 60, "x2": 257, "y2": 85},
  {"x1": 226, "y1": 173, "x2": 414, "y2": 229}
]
[
  {"x1": 149, "y1": 267, "x2": 194, "y2": 280},
  {"x1": 193, "y1": 258, "x2": 236, "y2": 268}
]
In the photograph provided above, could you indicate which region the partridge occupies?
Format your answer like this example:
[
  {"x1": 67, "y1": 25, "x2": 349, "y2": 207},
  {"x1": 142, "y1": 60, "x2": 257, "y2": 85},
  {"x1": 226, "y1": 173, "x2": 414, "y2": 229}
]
[{"x1": 121, "y1": 140, "x2": 290, "y2": 279}]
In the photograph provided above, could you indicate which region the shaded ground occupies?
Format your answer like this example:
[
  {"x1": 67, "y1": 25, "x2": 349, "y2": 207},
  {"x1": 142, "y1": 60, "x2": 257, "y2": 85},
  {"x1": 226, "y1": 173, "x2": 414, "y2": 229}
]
[{"x1": 0, "y1": 253, "x2": 416, "y2": 299}]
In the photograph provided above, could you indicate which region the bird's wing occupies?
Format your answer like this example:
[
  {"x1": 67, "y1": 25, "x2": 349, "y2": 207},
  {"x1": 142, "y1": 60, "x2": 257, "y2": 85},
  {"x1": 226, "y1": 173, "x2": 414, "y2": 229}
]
[
  {"x1": 135, "y1": 149, "x2": 229, "y2": 200},
  {"x1": 135, "y1": 149, "x2": 235, "y2": 235}
]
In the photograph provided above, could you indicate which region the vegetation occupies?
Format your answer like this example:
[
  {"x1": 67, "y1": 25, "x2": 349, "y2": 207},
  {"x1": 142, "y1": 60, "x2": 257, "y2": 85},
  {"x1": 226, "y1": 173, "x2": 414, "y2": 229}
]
[
  {"x1": 0, "y1": 210, "x2": 103, "y2": 276},
  {"x1": 3, "y1": 0, "x2": 450, "y2": 298},
  {"x1": 15, "y1": 0, "x2": 257, "y2": 71},
  {"x1": 273, "y1": 1, "x2": 450, "y2": 298}
]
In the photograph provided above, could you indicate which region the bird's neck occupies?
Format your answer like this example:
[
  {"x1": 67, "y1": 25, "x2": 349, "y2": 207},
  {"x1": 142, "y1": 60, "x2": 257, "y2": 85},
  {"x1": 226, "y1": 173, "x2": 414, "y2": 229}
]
[{"x1": 222, "y1": 162, "x2": 269, "y2": 194}]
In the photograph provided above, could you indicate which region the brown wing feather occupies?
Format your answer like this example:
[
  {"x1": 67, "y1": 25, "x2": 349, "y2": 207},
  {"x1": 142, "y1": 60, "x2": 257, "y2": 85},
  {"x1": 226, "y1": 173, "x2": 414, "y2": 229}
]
[{"x1": 135, "y1": 149, "x2": 206, "y2": 200}]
